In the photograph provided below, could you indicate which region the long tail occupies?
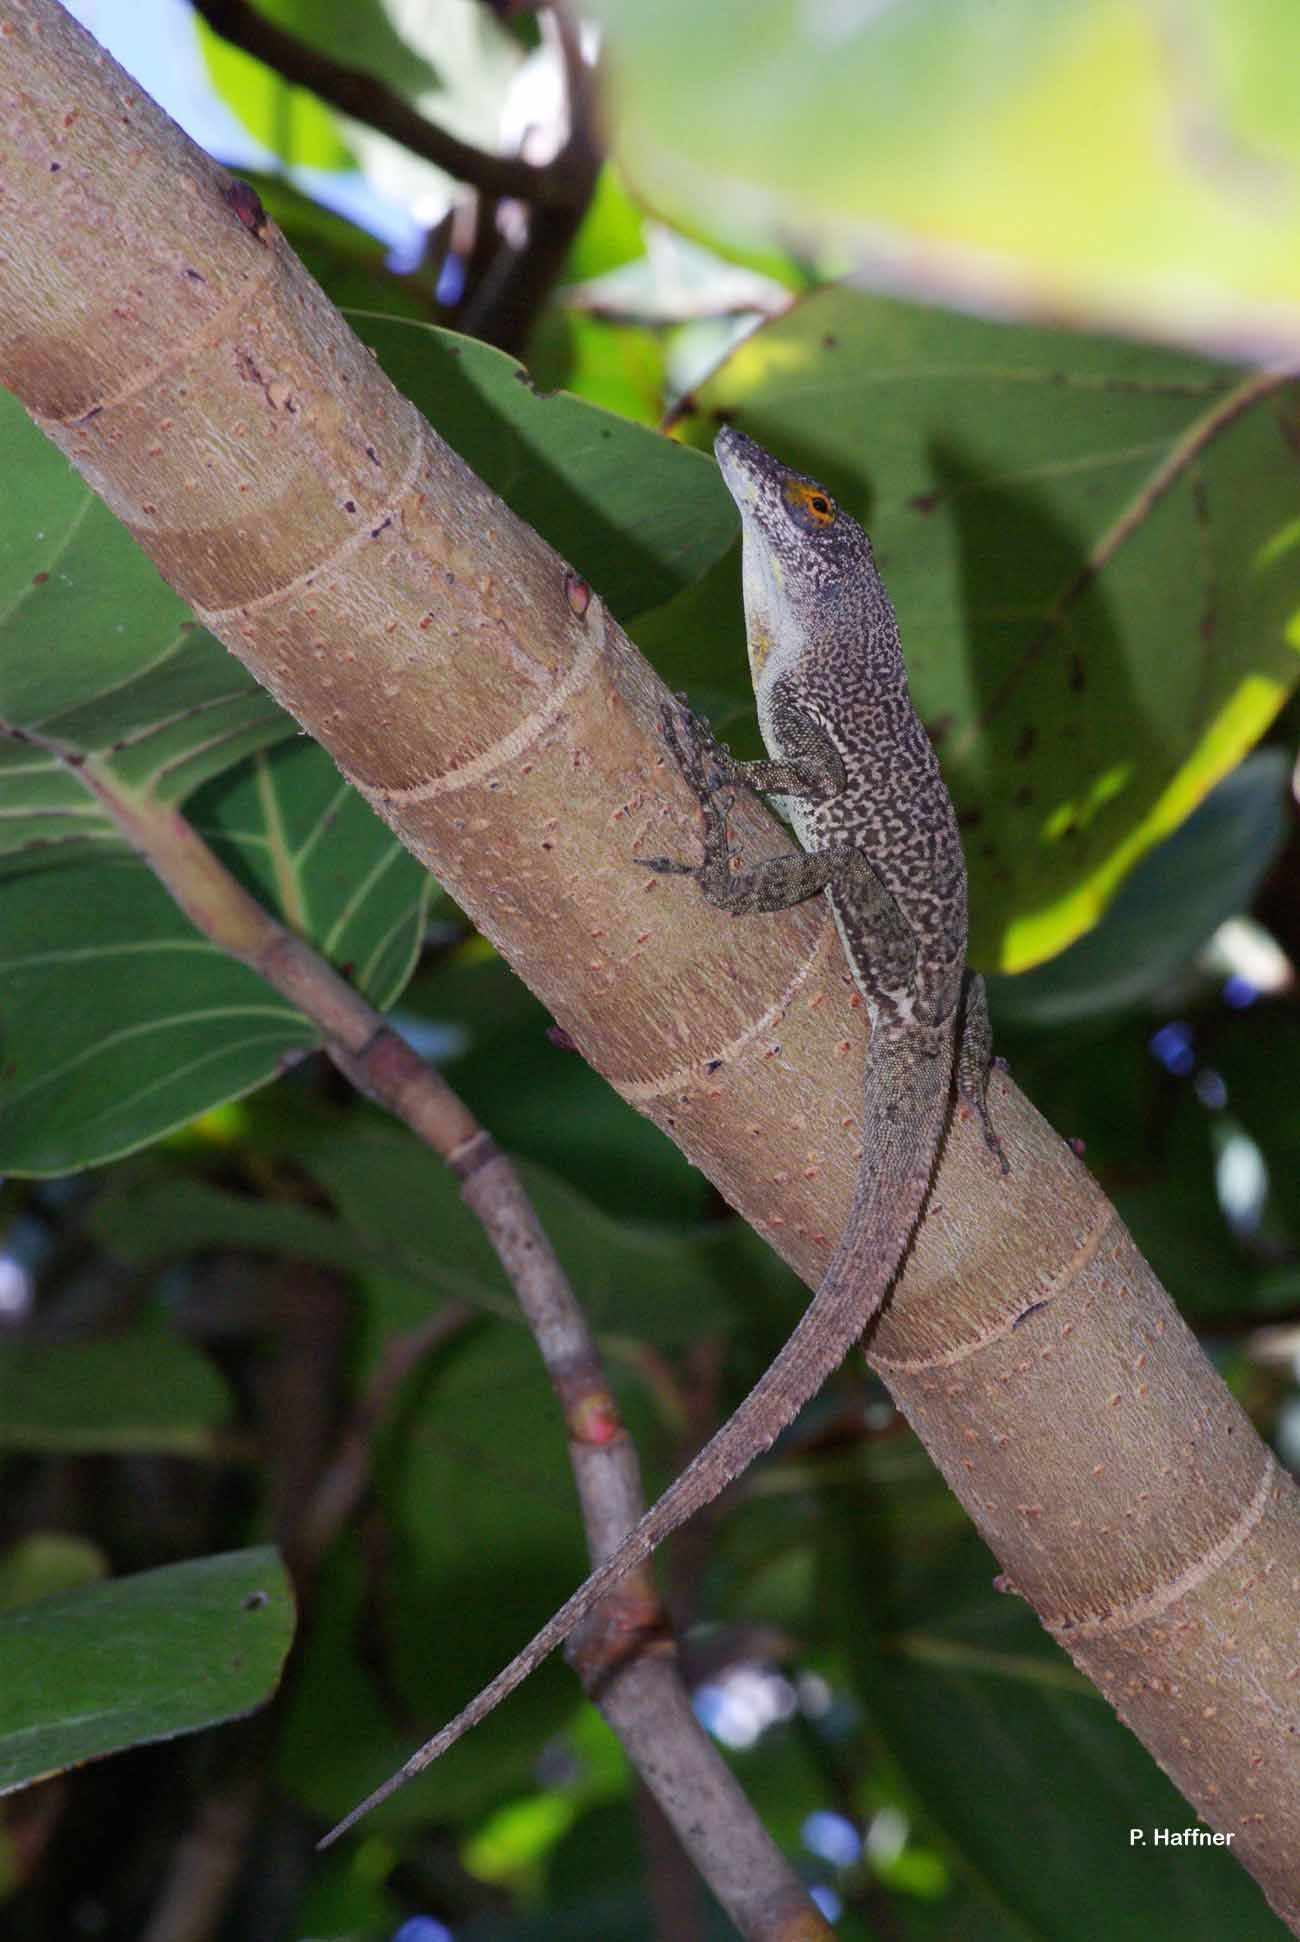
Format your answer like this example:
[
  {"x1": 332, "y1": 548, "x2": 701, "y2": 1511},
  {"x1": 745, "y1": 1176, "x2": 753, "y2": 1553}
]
[{"x1": 320, "y1": 1024, "x2": 956, "y2": 1848}]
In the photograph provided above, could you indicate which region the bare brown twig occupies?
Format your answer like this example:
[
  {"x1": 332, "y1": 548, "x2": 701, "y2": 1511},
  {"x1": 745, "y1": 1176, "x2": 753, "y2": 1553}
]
[
  {"x1": 57, "y1": 754, "x2": 830, "y2": 1941},
  {"x1": 190, "y1": 0, "x2": 604, "y2": 354},
  {"x1": 188, "y1": 0, "x2": 579, "y2": 208},
  {"x1": 455, "y1": 7, "x2": 604, "y2": 353}
]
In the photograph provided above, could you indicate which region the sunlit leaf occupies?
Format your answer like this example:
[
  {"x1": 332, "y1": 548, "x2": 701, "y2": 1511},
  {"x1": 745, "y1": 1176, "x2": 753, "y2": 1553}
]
[
  {"x1": 990, "y1": 749, "x2": 1290, "y2": 1024},
  {"x1": 590, "y1": 0, "x2": 1300, "y2": 363},
  {"x1": 675, "y1": 288, "x2": 1300, "y2": 968}
]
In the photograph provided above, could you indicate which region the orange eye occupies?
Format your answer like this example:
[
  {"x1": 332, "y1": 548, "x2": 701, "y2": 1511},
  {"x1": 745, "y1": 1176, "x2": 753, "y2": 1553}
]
[{"x1": 782, "y1": 477, "x2": 836, "y2": 526}]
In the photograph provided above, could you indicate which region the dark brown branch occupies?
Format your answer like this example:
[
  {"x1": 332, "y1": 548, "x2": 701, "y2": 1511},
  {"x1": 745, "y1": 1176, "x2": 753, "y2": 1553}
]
[
  {"x1": 451, "y1": 8, "x2": 603, "y2": 354},
  {"x1": 189, "y1": 0, "x2": 582, "y2": 209}
]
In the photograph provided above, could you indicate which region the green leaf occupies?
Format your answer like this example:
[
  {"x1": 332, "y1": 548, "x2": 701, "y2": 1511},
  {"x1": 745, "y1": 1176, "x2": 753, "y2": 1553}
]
[
  {"x1": 0, "y1": 390, "x2": 291, "y2": 866},
  {"x1": 0, "y1": 1548, "x2": 295, "y2": 1795},
  {"x1": 194, "y1": 10, "x2": 354, "y2": 172},
  {"x1": 0, "y1": 1311, "x2": 231, "y2": 1455},
  {"x1": 0, "y1": 741, "x2": 431, "y2": 1175},
  {"x1": 0, "y1": 852, "x2": 312, "y2": 1176},
  {"x1": 92, "y1": 1107, "x2": 739, "y2": 1350},
  {"x1": 589, "y1": 0, "x2": 1300, "y2": 363},
  {"x1": 676, "y1": 288, "x2": 1300, "y2": 968},
  {"x1": 352, "y1": 317, "x2": 736, "y2": 622},
  {"x1": 990, "y1": 748, "x2": 1290, "y2": 1026}
]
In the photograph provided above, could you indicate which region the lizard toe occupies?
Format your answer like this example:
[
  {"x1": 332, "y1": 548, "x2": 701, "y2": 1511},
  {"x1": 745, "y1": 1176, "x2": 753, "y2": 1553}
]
[{"x1": 635, "y1": 855, "x2": 697, "y2": 876}]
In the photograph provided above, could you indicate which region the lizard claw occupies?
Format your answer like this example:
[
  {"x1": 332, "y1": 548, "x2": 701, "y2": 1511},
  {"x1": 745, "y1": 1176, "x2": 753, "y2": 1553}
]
[
  {"x1": 635, "y1": 855, "x2": 698, "y2": 877},
  {"x1": 658, "y1": 701, "x2": 735, "y2": 803},
  {"x1": 978, "y1": 1109, "x2": 1011, "y2": 1175}
]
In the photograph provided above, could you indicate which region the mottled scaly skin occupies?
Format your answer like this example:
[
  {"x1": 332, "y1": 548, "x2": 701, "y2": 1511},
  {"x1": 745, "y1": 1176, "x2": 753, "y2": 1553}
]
[
  {"x1": 321, "y1": 428, "x2": 1003, "y2": 1848},
  {"x1": 767, "y1": 618, "x2": 968, "y2": 1034}
]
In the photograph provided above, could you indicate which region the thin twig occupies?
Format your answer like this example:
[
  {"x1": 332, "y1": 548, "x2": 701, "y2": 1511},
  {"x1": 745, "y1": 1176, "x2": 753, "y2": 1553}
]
[
  {"x1": 139, "y1": 1769, "x2": 265, "y2": 1942},
  {"x1": 56, "y1": 752, "x2": 830, "y2": 1940},
  {"x1": 188, "y1": 0, "x2": 582, "y2": 208},
  {"x1": 297, "y1": 1304, "x2": 475, "y2": 1564},
  {"x1": 455, "y1": 6, "x2": 603, "y2": 353}
]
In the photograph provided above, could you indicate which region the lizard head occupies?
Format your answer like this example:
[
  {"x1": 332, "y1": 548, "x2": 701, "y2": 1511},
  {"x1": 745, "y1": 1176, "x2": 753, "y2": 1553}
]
[{"x1": 714, "y1": 424, "x2": 885, "y2": 700}]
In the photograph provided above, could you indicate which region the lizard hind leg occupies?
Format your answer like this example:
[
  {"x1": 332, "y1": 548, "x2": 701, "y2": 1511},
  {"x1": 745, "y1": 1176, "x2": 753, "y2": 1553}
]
[{"x1": 956, "y1": 970, "x2": 1009, "y2": 1173}]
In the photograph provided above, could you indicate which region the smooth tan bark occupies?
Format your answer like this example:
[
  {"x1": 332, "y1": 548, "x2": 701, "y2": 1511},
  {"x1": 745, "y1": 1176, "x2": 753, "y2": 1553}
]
[{"x1": 2, "y1": 1, "x2": 1299, "y2": 1925}]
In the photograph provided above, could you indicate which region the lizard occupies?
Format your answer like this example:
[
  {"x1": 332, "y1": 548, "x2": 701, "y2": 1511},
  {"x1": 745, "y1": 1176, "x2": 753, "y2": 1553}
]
[{"x1": 320, "y1": 424, "x2": 1005, "y2": 1848}]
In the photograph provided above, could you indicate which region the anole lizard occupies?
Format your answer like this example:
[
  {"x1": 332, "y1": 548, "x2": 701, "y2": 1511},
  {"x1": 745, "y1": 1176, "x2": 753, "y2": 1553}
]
[{"x1": 321, "y1": 425, "x2": 1004, "y2": 1847}]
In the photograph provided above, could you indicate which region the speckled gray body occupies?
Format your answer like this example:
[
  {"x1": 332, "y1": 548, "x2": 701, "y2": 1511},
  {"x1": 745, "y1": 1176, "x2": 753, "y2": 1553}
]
[
  {"x1": 724, "y1": 429, "x2": 968, "y2": 1042},
  {"x1": 321, "y1": 430, "x2": 1004, "y2": 1848}
]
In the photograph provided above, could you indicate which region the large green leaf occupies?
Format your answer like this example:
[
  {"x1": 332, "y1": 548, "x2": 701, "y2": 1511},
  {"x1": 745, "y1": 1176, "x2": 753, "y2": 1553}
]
[
  {"x1": 0, "y1": 1548, "x2": 295, "y2": 1795},
  {"x1": 589, "y1": 0, "x2": 1300, "y2": 363},
  {"x1": 0, "y1": 740, "x2": 432, "y2": 1175},
  {"x1": 0, "y1": 390, "x2": 292, "y2": 861},
  {"x1": 353, "y1": 316, "x2": 735, "y2": 621},
  {"x1": 90, "y1": 1107, "x2": 740, "y2": 1350},
  {"x1": 674, "y1": 288, "x2": 1300, "y2": 969},
  {"x1": 989, "y1": 748, "x2": 1290, "y2": 1025},
  {"x1": 0, "y1": 384, "x2": 434, "y2": 1178}
]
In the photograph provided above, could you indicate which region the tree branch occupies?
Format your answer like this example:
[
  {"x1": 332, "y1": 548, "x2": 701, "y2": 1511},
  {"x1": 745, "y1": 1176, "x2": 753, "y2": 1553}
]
[
  {"x1": 188, "y1": 0, "x2": 583, "y2": 209},
  {"x1": 455, "y1": 6, "x2": 603, "y2": 353},
  {"x1": 51, "y1": 752, "x2": 828, "y2": 1940}
]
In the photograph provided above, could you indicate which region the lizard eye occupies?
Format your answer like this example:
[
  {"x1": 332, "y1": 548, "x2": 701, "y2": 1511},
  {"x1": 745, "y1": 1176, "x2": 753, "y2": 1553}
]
[{"x1": 782, "y1": 477, "x2": 837, "y2": 529}]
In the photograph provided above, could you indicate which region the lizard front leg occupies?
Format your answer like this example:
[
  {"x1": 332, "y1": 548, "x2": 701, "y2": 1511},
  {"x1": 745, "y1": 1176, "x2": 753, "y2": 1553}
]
[
  {"x1": 639, "y1": 702, "x2": 917, "y2": 979},
  {"x1": 650, "y1": 697, "x2": 843, "y2": 814}
]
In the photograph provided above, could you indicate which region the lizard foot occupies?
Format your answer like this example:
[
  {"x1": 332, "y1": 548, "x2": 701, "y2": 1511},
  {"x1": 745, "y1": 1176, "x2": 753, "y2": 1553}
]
[
  {"x1": 635, "y1": 855, "x2": 698, "y2": 877},
  {"x1": 658, "y1": 701, "x2": 735, "y2": 801}
]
